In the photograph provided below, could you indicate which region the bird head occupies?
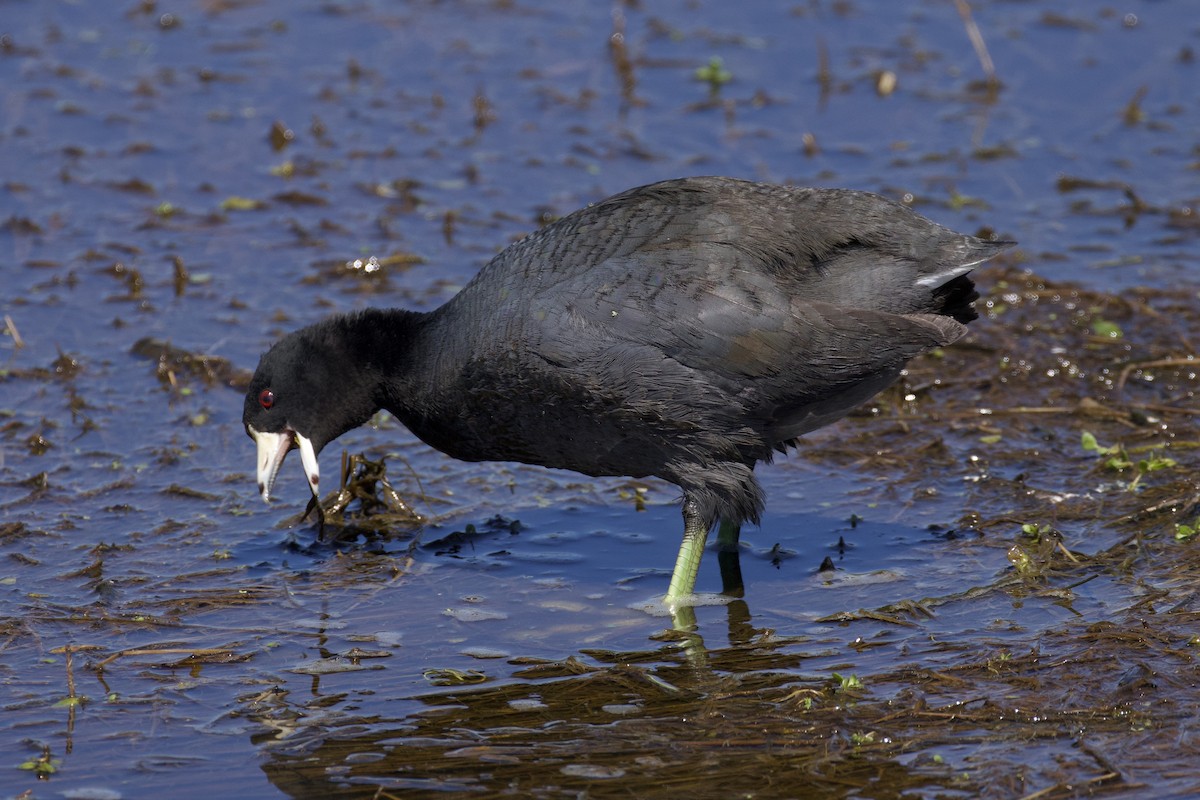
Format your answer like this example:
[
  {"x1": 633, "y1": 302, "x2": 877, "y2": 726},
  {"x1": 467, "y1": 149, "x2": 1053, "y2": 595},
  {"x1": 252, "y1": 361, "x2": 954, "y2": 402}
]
[{"x1": 243, "y1": 320, "x2": 379, "y2": 503}]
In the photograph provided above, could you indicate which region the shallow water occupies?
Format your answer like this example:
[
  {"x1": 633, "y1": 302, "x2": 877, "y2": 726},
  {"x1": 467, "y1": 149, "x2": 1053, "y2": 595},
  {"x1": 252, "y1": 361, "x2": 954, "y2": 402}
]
[{"x1": 2, "y1": 1, "x2": 1199, "y2": 798}]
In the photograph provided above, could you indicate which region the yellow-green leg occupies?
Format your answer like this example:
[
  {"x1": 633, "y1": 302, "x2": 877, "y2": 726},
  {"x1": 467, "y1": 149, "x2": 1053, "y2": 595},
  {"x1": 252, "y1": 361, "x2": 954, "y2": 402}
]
[
  {"x1": 666, "y1": 499, "x2": 747, "y2": 607},
  {"x1": 665, "y1": 498, "x2": 710, "y2": 602}
]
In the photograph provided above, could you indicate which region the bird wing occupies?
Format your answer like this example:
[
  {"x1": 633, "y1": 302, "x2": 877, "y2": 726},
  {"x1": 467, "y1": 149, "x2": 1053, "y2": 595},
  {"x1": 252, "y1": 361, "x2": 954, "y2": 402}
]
[
  {"x1": 455, "y1": 176, "x2": 988, "y2": 438},
  {"x1": 532, "y1": 243, "x2": 965, "y2": 397}
]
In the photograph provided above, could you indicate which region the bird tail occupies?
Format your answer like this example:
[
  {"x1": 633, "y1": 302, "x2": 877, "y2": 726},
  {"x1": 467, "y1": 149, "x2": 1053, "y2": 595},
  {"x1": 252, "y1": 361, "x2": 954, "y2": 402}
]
[{"x1": 931, "y1": 274, "x2": 980, "y2": 324}]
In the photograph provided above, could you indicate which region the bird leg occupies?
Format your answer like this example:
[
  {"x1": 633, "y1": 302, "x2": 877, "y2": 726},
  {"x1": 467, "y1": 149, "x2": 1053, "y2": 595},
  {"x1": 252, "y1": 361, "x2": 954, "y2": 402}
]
[
  {"x1": 302, "y1": 493, "x2": 327, "y2": 538},
  {"x1": 665, "y1": 497, "x2": 712, "y2": 603},
  {"x1": 715, "y1": 519, "x2": 744, "y2": 597}
]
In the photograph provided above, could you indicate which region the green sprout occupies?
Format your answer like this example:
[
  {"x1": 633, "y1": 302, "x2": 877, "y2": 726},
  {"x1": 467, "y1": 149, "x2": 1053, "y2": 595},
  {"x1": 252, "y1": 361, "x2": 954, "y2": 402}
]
[
  {"x1": 1090, "y1": 318, "x2": 1123, "y2": 339},
  {"x1": 695, "y1": 57, "x2": 732, "y2": 93},
  {"x1": 18, "y1": 747, "x2": 61, "y2": 778},
  {"x1": 832, "y1": 672, "x2": 863, "y2": 692},
  {"x1": 1081, "y1": 431, "x2": 1176, "y2": 490},
  {"x1": 1006, "y1": 544, "x2": 1034, "y2": 574},
  {"x1": 1020, "y1": 522, "x2": 1055, "y2": 541}
]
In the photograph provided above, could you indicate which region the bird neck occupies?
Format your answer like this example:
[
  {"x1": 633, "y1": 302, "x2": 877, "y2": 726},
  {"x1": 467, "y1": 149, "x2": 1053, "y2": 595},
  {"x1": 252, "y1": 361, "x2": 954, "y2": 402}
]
[{"x1": 337, "y1": 307, "x2": 439, "y2": 422}]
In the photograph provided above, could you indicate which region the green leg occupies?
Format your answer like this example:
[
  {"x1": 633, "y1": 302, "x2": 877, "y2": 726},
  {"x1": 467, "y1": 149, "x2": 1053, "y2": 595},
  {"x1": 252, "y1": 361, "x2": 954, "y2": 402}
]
[
  {"x1": 715, "y1": 518, "x2": 744, "y2": 597},
  {"x1": 670, "y1": 604, "x2": 698, "y2": 633},
  {"x1": 665, "y1": 498, "x2": 711, "y2": 603}
]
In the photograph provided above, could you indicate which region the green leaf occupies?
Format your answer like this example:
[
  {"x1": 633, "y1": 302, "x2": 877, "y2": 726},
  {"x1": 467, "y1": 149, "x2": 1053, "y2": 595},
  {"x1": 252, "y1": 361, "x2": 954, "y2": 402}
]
[
  {"x1": 1104, "y1": 455, "x2": 1132, "y2": 471},
  {"x1": 1091, "y1": 318, "x2": 1123, "y2": 339},
  {"x1": 1138, "y1": 456, "x2": 1177, "y2": 472},
  {"x1": 694, "y1": 57, "x2": 732, "y2": 90}
]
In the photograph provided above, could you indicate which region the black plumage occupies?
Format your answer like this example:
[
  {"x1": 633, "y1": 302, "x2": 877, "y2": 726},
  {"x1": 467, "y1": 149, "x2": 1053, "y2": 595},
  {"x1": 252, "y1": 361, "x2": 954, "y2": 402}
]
[{"x1": 244, "y1": 176, "x2": 1012, "y2": 602}]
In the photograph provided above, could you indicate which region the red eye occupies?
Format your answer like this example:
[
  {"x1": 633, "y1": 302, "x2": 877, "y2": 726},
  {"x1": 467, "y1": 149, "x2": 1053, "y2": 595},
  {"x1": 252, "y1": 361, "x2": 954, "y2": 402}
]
[{"x1": 258, "y1": 389, "x2": 276, "y2": 409}]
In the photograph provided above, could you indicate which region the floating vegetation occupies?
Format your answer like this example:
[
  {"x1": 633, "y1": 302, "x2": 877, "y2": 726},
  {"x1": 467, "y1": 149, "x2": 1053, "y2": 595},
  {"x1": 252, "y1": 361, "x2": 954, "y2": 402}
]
[
  {"x1": 305, "y1": 451, "x2": 425, "y2": 539},
  {"x1": 3, "y1": 0, "x2": 1199, "y2": 797},
  {"x1": 694, "y1": 56, "x2": 733, "y2": 94},
  {"x1": 130, "y1": 338, "x2": 251, "y2": 390}
]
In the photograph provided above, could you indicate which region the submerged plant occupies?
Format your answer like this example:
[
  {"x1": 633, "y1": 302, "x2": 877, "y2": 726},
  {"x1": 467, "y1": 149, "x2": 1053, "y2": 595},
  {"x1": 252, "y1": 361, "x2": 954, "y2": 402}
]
[
  {"x1": 1090, "y1": 317, "x2": 1123, "y2": 339},
  {"x1": 18, "y1": 746, "x2": 60, "y2": 779},
  {"x1": 1081, "y1": 431, "x2": 1177, "y2": 491},
  {"x1": 831, "y1": 672, "x2": 864, "y2": 693},
  {"x1": 695, "y1": 57, "x2": 732, "y2": 93}
]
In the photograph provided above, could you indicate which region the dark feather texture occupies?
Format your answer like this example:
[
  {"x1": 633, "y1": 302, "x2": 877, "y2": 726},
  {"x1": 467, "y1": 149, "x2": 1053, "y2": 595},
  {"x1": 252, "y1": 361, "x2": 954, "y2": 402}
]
[{"x1": 245, "y1": 176, "x2": 1012, "y2": 536}]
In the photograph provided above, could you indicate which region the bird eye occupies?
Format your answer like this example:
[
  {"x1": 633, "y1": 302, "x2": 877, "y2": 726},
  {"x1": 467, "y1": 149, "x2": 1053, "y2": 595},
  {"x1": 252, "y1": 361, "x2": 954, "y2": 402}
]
[{"x1": 258, "y1": 389, "x2": 276, "y2": 409}]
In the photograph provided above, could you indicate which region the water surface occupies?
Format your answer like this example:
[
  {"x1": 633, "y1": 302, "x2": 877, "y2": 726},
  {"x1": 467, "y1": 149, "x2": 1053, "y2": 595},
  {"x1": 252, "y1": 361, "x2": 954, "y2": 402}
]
[{"x1": 2, "y1": 1, "x2": 1199, "y2": 797}]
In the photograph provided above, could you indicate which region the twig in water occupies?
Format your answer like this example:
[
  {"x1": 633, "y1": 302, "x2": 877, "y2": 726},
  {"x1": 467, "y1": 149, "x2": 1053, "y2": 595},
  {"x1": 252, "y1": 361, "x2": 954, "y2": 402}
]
[
  {"x1": 953, "y1": 0, "x2": 1000, "y2": 88},
  {"x1": 3, "y1": 314, "x2": 22, "y2": 348}
]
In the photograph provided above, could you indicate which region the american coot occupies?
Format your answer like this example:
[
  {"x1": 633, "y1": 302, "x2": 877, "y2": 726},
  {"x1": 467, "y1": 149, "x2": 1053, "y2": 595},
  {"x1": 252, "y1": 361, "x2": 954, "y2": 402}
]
[{"x1": 244, "y1": 177, "x2": 1012, "y2": 606}]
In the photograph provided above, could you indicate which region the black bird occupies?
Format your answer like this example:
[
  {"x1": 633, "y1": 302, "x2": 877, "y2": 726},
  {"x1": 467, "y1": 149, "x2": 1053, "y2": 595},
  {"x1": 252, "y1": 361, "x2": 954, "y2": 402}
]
[{"x1": 244, "y1": 177, "x2": 1012, "y2": 605}]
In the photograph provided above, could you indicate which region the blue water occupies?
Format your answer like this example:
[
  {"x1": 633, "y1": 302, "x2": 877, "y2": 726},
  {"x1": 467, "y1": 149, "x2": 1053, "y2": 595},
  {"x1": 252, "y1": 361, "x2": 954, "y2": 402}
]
[{"x1": 1, "y1": 1, "x2": 1197, "y2": 797}]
